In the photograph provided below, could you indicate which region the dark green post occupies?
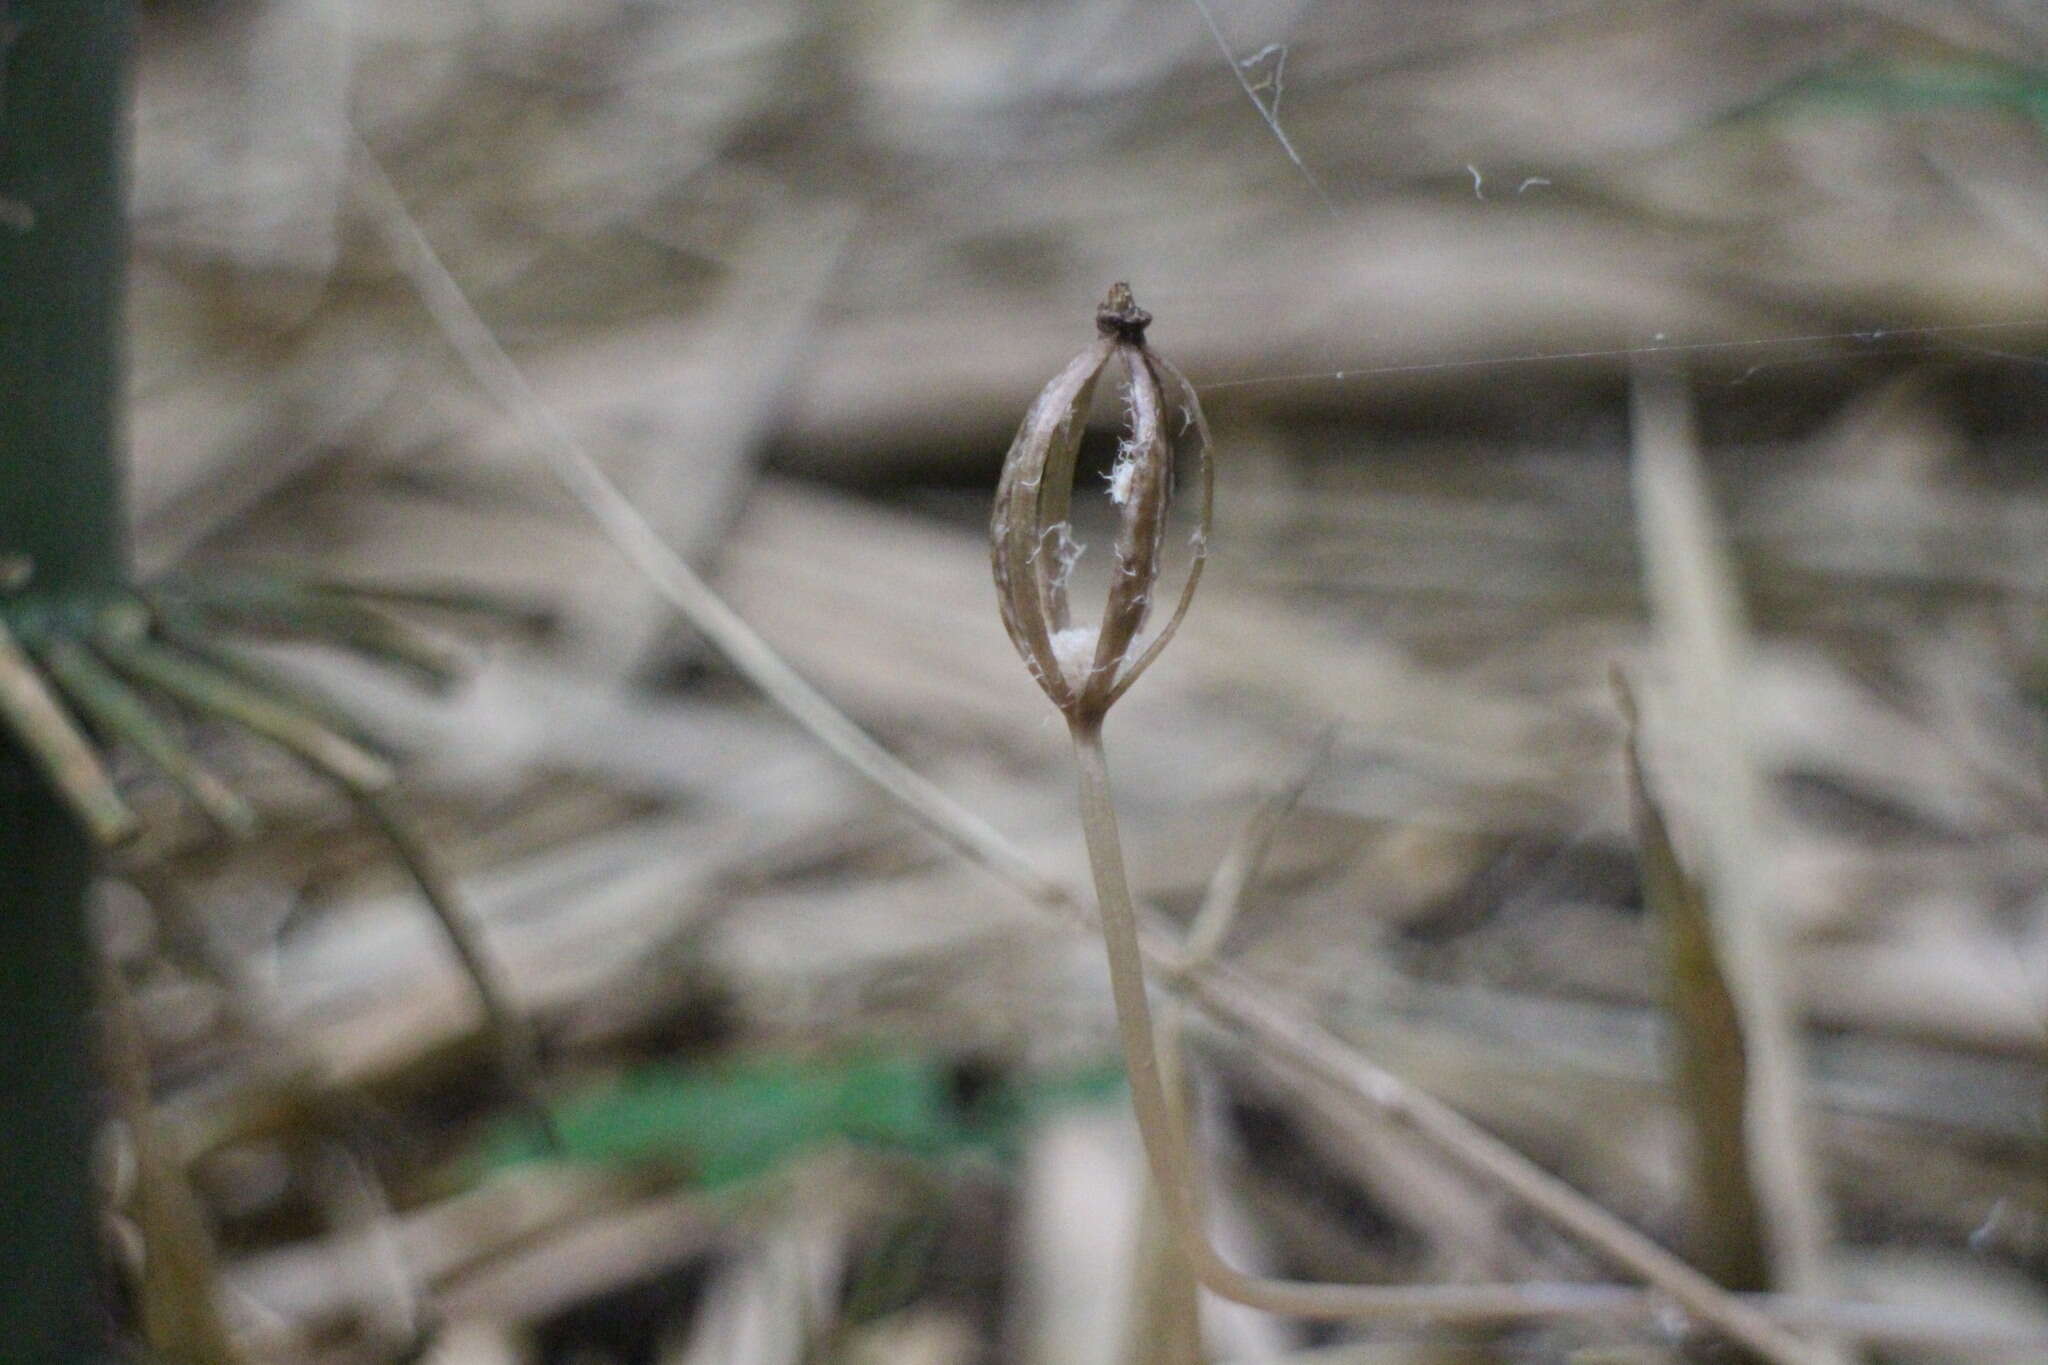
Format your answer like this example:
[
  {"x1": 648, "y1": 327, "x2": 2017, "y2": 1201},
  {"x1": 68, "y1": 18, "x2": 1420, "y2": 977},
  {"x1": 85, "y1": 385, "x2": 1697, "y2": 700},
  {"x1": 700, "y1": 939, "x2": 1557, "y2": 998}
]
[{"x1": 1, "y1": 2, "x2": 137, "y2": 1358}]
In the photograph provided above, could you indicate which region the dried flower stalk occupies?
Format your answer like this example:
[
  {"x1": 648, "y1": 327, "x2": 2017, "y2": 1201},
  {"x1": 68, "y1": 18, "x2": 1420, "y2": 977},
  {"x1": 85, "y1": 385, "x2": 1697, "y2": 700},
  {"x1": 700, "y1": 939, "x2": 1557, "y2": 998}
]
[{"x1": 988, "y1": 288, "x2": 1832, "y2": 1361}]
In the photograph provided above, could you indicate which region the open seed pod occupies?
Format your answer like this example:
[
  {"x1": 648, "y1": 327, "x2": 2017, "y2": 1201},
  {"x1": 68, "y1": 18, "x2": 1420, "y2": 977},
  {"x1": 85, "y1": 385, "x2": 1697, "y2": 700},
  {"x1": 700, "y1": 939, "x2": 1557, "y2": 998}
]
[{"x1": 990, "y1": 284, "x2": 1213, "y2": 727}]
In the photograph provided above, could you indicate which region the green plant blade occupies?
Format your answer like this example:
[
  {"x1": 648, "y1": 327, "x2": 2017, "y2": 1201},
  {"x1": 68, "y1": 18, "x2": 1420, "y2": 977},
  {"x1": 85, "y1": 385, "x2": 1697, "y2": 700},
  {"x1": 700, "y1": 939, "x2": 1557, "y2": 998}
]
[
  {"x1": 0, "y1": 615, "x2": 137, "y2": 846},
  {"x1": 37, "y1": 635, "x2": 257, "y2": 838}
]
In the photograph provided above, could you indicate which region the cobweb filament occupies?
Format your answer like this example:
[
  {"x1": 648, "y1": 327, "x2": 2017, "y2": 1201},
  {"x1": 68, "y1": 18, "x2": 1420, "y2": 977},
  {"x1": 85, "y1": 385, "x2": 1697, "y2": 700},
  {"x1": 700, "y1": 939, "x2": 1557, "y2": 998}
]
[
  {"x1": 1191, "y1": 316, "x2": 2048, "y2": 396},
  {"x1": 1188, "y1": 0, "x2": 1340, "y2": 219}
]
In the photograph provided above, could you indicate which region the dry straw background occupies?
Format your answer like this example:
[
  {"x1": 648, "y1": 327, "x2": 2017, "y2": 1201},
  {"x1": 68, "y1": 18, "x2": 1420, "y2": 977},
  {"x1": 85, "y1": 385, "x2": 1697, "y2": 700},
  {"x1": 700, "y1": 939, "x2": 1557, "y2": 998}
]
[{"x1": 112, "y1": 1, "x2": 2048, "y2": 1362}]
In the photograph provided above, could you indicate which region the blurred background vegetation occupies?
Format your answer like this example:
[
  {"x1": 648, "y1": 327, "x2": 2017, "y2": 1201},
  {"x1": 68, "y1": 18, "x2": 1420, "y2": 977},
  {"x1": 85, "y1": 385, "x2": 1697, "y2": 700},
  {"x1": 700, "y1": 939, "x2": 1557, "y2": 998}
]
[{"x1": 71, "y1": 0, "x2": 2048, "y2": 1360}]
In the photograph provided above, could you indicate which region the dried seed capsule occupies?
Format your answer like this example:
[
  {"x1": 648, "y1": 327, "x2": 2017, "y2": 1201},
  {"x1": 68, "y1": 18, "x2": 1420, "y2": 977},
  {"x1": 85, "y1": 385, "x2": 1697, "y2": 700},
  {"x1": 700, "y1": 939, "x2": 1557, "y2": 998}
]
[{"x1": 992, "y1": 284, "x2": 1212, "y2": 726}]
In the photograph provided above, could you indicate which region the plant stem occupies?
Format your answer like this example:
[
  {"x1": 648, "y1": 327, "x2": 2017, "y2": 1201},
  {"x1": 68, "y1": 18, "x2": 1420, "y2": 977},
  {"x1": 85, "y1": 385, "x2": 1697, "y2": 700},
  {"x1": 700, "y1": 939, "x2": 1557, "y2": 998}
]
[
  {"x1": 1073, "y1": 717, "x2": 1520, "y2": 1319},
  {"x1": 1066, "y1": 720, "x2": 1808, "y2": 1340},
  {"x1": 1630, "y1": 371, "x2": 1839, "y2": 1356},
  {"x1": 0, "y1": 3, "x2": 136, "y2": 1359},
  {"x1": 351, "y1": 143, "x2": 1072, "y2": 914}
]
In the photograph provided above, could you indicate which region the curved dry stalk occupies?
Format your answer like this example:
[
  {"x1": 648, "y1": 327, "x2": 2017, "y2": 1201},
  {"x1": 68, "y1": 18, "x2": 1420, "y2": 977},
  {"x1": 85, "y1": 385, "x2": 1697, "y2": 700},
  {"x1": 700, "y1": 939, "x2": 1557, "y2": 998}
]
[
  {"x1": 350, "y1": 139, "x2": 1073, "y2": 914},
  {"x1": 1177, "y1": 951, "x2": 2048, "y2": 1354},
  {"x1": 0, "y1": 613, "x2": 137, "y2": 845},
  {"x1": 37, "y1": 635, "x2": 258, "y2": 838},
  {"x1": 1141, "y1": 752, "x2": 1324, "y2": 1347},
  {"x1": 351, "y1": 786, "x2": 557, "y2": 1150},
  {"x1": 1070, "y1": 719, "x2": 1828, "y2": 1362}
]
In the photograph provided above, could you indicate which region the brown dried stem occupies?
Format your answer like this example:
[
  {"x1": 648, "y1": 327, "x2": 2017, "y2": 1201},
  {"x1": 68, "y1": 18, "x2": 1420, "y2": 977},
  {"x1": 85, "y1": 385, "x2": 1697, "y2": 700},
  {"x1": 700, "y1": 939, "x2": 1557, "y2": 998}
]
[
  {"x1": 352, "y1": 136, "x2": 1073, "y2": 912},
  {"x1": 1071, "y1": 716, "x2": 1829, "y2": 1360},
  {"x1": 1614, "y1": 669, "x2": 1771, "y2": 1292},
  {"x1": 1025, "y1": 291, "x2": 1824, "y2": 1361},
  {"x1": 1630, "y1": 368, "x2": 1842, "y2": 1363}
]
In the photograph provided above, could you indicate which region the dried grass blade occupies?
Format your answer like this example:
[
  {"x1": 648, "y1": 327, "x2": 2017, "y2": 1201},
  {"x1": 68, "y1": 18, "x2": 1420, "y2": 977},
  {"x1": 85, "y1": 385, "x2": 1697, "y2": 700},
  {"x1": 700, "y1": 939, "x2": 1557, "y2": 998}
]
[
  {"x1": 1614, "y1": 668, "x2": 1770, "y2": 1292},
  {"x1": 1630, "y1": 365, "x2": 1842, "y2": 1359}
]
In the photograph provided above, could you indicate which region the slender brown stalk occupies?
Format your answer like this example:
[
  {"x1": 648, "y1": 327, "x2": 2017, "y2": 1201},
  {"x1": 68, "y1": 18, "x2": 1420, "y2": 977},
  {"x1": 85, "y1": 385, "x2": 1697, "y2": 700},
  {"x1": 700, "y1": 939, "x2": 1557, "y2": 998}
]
[
  {"x1": 1008, "y1": 290, "x2": 1827, "y2": 1362},
  {"x1": 99, "y1": 953, "x2": 250, "y2": 1364},
  {"x1": 1070, "y1": 717, "x2": 1829, "y2": 1360},
  {"x1": 1075, "y1": 719, "x2": 1571, "y2": 1321},
  {"x1": 350, "y1": 139, "x2": 1070, "y2": 912},
  {"x1": 353, "y1": 787, "x2": 557, "y2": 1149}
]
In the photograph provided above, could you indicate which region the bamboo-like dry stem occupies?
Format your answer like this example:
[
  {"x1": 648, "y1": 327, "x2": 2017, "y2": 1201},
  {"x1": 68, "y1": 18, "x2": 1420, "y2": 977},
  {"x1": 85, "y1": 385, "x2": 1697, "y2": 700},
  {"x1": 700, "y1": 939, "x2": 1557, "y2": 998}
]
[
  {"x1": 0, "y1": 7, "x2": 137, "y2": 1353},
  {"x1": 1613, "y1": 669, "x2": 1770, "y2": 1292},
  {"x1": 1630, "y1": 369, "x2": 1841, "y2": 1362}
]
